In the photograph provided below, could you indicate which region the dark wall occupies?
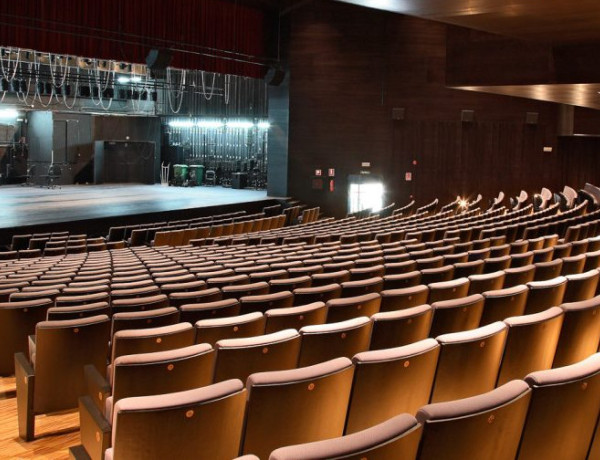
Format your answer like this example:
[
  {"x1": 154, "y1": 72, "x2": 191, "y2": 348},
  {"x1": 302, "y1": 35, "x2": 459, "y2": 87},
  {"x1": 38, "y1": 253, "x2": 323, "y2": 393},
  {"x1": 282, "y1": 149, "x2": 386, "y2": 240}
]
[
  {"x1": 287, "y1": 2, "x2": 566, "y2": 217},
  {"x1": 267, "y1": 72, "x2": 290, "y2": 198},
  {"x1": 53, "y1": 113, "x2": 93, "y2": 184},
  {"x1": 93, "y1": 116, "x2": 162, "y2": 183}
]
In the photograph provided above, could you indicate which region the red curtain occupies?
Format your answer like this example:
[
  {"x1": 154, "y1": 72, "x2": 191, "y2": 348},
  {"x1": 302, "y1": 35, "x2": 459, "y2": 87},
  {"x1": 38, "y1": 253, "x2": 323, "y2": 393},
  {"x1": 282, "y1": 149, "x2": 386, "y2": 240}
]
[{"x1": 0, "y1": 0, "x2": 267, "y2": 78}]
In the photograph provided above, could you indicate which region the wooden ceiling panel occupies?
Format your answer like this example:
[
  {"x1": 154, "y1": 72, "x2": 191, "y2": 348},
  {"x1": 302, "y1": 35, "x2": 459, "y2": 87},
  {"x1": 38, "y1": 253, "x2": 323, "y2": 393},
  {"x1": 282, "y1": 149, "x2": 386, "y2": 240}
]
[
  {"x1": 334, "y1": 0, "x2": 600, "y2": 42},
  {"x1": 454, "y1": 84, "x2": 600, "y2": 110}
]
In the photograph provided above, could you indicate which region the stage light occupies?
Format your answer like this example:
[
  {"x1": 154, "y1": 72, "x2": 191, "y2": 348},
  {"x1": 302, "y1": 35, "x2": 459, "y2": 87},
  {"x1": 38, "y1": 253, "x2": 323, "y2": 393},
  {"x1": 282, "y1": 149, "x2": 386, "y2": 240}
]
[
  {"x1": 117, "y1": 76, "x2": 142, "y2": 84},
  {"x1": 197, "y1": 119, "x2": 224, "y2": 128},
  {"x1": 226, "y1": 120, "x2": 254, "y2": 129},
  {"x1": 257, "y1": 120, "x2": 271, "y2": 129},
  {"x1": 0, "y1": 108, "x2": 19, "y2": 119},
  {"x1": 459, "y1": 199, "x2": 468, "y2": 208},
  {"x1": 168, "y1": 120, "x2": 195, "y2": 128}
]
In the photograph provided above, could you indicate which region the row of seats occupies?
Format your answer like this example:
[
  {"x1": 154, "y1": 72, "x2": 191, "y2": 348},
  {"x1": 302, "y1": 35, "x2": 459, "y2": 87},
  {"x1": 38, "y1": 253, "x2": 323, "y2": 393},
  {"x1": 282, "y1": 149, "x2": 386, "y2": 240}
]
[
  {"x1": 5, "y1": 198, "x2": 599, "y2": 457},
  {"x1": 17, "y1": 282, "x2": 600, "y2": 449},
  {"x1": 60, "y1": 321, "x2": 600, "y2": 459},
  {"x1": 156, "y1": 214, "x2": 286, "y2": 247},
  {"x1": 105, "y1": 209, "x2": 251, "y2": 242}
]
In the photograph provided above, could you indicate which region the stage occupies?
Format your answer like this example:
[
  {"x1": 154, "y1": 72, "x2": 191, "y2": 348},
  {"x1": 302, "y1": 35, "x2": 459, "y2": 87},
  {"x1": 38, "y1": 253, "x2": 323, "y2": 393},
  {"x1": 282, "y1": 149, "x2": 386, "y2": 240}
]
[{"x1": 0, "y1": 184, "x2": 276, "y2": 246}]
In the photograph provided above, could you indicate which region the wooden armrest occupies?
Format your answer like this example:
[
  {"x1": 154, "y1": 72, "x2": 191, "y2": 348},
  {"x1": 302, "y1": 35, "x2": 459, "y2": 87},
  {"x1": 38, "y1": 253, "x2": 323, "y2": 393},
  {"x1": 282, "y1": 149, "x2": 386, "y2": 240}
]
[
  {"x1": 69, "y1": 445, "x2": 92, "y2": 460},
  {"x1": 15, "y1": 352, "x2": 35, "y2": 441},
  {"x1": 79, "y1": 395, "x2": 111, "y2": 460},
  {"x1": 84, "y1": 364, "x2": 110, "y2": 413}
]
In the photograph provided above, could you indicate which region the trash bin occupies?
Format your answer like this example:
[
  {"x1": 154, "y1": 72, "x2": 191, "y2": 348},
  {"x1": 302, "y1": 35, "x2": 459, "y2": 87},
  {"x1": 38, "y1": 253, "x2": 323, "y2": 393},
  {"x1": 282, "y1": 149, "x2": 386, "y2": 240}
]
[
  {"x1": 173, "y1": 164, "x2": 188, "y2": 186},
  {"x1": 188, "y1": 165, "x2": 205, "y2": 186}
]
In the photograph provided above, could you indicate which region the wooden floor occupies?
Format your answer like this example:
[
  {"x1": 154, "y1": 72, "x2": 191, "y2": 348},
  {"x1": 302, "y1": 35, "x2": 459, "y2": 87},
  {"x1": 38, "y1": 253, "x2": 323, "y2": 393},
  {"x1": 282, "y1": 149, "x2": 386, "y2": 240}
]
[
  {"x1": 0, "y1": 184, "x2": 269, "y2": 229},
  {"x1": 0, "y1": 378, "x2": 79, "y2": 459}
]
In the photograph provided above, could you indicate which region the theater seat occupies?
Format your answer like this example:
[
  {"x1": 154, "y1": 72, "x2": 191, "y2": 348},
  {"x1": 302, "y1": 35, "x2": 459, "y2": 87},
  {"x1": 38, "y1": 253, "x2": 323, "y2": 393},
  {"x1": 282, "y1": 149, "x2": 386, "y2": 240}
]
[
  {"x1": 518, "y1": 353, "x2": 600, "y2": 460},
  {"x1": 105, "y1": 380, "x2": 246, "y2": 460},
  {"x1": 241, "y1": 357, "x2": 355, "y2": 459},
  {"x1": 416, "y1": 380, "x2": 531, "y2": 460},
  {"x1": 0, "y1": 298, "x2": 53, "y2": 376},
  {"x1": 346, "y1": 338, "x2": 439, "y2": 433},
  {"x1": 497, "y1": 306, "x2": 564, "y2": 385},
  {"x1": 431, "y1": 322, "x2": 508, "y2": 403},
  {"x1": 269, "y1": 413, "x2": 421, "y2": 460},
  {"x1": 15, "y1": 315, "x2": 110, "y2": 440},
  {"x1": 369, "y1": 304, "x2": 433, "y2": 350},
  {"x1": 298, "y1": 317, "x2": 372, "y2": 367},
  {"x1": 78, "y1": 344, "x2": 216, "y2": 460},
  {"x1": 213, "y1": 329, "x2": 301, "y2": 383}
]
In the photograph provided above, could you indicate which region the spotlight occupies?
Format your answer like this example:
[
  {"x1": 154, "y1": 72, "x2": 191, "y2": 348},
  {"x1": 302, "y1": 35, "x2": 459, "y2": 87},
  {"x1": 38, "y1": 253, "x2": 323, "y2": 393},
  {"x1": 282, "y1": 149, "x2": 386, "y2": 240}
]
[
  {"x1": 458, "y1": 199, "x2": 468, "y2": 209},
  {"x1": 257, "y1": 120, "x2": 271, "y2": 129}
]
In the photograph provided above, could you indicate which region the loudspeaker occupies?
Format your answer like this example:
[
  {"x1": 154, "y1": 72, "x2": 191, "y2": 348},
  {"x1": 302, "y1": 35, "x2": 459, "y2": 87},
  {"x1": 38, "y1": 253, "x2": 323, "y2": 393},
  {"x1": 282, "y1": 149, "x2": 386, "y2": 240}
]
[
  {"x1": 525, "y1": 112, "x2": 539, "y2": 125},
  {"x1": 231, "y1": 172, "x2": 248, "y2": 189},
  {"x1": 146, "y1": 49, "x2": 173, "y2": 72},
  {"x1": 461, "y1": 109, "x2": 475, "y2": 123},
  {"x1": 392, "y1": 107, "x2": 405, "y2": 120},
  {"x1": 79, "y1": 86, "x2": 91, "y2": 97},
  {"x1": 264, "y1": 66, "x2": 286, "y2": 86}
]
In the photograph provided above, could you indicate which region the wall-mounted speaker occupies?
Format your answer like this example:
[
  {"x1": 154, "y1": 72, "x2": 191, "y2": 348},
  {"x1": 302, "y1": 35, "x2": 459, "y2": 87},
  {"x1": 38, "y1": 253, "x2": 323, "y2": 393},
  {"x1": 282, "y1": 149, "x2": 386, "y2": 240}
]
[
  {"x1": 264, "y1": 66, "x2": 286, "y2": 86},
  {"x1": 146, "y1": 49, "x2": 173, "y2": 75},
  {"x1": 461, "y1": 110, "x2": 475, "y2": 123},
  {"x1": 79, "y1": 86, "x2": 91, "y2": 97},
  {"x1": 392, "y1": 107, "x2": 405, "y2": 120},
  {"x1": 525, "y1": 112, "x2": 539, "y2": 125}
]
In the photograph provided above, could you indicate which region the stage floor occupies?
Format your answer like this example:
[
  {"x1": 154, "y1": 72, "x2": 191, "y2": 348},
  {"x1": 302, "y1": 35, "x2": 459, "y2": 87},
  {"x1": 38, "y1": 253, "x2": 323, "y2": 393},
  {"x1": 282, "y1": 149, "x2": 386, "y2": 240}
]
[{"x1": 0, "y1": 184, "x2": 270, "y2": 229}]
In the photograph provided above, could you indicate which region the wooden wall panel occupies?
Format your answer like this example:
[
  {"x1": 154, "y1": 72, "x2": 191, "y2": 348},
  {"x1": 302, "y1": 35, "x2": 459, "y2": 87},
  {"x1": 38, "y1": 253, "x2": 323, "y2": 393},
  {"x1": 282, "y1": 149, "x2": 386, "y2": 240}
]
[{"x1": 287, "y1": 1, "x2": 569, "y2": 217}]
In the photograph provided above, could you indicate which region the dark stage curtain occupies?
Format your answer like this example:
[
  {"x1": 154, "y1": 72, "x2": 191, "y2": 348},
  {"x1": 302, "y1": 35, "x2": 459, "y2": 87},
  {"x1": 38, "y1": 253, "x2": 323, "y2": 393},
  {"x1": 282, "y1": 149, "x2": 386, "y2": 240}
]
[{"x1": 0, "y1": 0, "x2": 267, "y2": 77}]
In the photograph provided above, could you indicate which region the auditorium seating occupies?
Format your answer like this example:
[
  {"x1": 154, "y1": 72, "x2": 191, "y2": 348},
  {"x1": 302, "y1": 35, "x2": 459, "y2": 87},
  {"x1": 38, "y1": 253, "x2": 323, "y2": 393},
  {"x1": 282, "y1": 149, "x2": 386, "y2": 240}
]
[{"x1": 3, "y1": 192, "x2": 600, "y2": 458}]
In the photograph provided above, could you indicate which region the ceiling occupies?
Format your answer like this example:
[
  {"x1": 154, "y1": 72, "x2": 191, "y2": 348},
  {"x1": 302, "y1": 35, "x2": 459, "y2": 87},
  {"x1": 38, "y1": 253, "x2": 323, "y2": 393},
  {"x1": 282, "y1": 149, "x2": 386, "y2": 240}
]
[
  {"x1": 454, "y1": 84, "x2": 600, "y2": 111},
  {"x1": 333, "y1": 0, "x2": 600, "y2": 110},
  {"x1": 333, "y1": 0, "x2": 600, "y2": 43}
]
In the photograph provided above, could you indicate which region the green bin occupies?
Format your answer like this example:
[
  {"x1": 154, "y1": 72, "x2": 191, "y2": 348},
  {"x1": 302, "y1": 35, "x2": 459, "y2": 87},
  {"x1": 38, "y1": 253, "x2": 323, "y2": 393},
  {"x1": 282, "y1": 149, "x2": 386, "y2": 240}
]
[
  {"x1": 188, "y1": 165, "x2": 205, "y2": 186},
  {"x1": 173, "y1": 164, "x2": 189, "y2": 186}
]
